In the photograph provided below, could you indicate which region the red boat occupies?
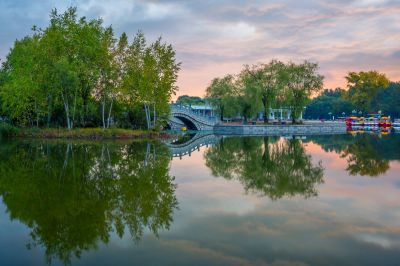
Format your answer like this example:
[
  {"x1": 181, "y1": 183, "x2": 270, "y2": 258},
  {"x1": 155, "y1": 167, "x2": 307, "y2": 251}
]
[{"x1": 379, "y1": 117, "x2": 392, "y2": 127}]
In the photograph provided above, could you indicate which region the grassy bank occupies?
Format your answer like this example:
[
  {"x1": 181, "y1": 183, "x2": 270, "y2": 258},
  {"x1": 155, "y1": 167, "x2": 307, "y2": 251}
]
[{"x1": 0, "y1": 124, "x2": 169, "y2": 140}]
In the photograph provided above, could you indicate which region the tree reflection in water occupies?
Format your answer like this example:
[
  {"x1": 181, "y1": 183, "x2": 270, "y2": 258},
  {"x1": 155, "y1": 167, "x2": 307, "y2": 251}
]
[
  {"x1": 308, "y1": 133, "x2": 400, "y2": 177},
  {"x1": 341, "y1": 136, "x2": 390, "y2": 176},
  {"x1": 0, "y1": 141, "x2": 178, "y2": 264},
  {"x1": 204, "y1": 137, "x2": 324, "y2": 200}
]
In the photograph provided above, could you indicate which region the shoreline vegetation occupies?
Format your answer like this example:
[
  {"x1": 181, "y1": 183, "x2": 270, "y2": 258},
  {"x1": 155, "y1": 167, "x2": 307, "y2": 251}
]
[{"x1": 0, "y1": 124, "x2": 169, "y2": 140}]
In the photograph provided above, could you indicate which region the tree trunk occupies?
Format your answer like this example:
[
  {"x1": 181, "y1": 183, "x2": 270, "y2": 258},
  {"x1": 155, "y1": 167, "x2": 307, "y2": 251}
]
[
  {"x1": 262, "y1": 96, "x2": 269, "y2": 124},
  {"x1": 47, "y1": 93, "x2": 52, "y2": 128},
  {"x1": 102, "y1": 100, "x2": 106, "y2": 129},
  {"x1": 71, "y1": 88, "x2": 77, "y2": 129},
  {"x1": 35, "y1": 100, "x2": 39, "y2": 127},
  {"x1": 144, "y1": 103, "x2": 151, "y2": 130},
  {"x1": 153, "y1": 102, "x2": 156, "y2": 129},
  {"x1": 107, "y1": 99, "x2": 113, "y2": 128},
  {"x1": 61, "y1": 92, "x2": 71, "y2": 130},
  {"x1": 292, "y1": 110, "x2": 296, "y2": 124}
]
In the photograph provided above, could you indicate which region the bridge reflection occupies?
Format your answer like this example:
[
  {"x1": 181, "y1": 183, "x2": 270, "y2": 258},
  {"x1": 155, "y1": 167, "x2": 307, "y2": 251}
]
[{"x1": 164, "y1": 133, "x2": 221, "y2": 159}]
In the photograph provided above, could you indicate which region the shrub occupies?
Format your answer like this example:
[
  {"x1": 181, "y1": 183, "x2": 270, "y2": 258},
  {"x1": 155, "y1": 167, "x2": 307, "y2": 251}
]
[{"x1": 0, "y1": 122, "x2": 19, "y2": 138}]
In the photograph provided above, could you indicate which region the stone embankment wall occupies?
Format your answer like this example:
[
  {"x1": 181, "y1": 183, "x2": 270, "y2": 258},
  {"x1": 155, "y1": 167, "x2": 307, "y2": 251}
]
[{"x1": 214, "y1": 122, "x2": 346, "y2": 135}]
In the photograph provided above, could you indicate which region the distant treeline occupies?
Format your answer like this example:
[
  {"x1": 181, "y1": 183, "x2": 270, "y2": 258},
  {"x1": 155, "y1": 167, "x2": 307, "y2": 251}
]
[
  {"x1": 305, "y1": 81, "x2": 400, "y2": 119},
  {"x1": 0, "y1": 7, "x2": 180, "y2": 129}
]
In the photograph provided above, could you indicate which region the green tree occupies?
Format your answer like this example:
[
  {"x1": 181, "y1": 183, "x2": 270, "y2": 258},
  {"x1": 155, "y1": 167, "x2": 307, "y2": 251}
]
[
  {"x1": 345, "y1": 71, "x2": 390, "y2": 113},
  {"x1": 371, "y1": 82, "x2": 400, "y2": 117},
  {"x1": 122, "y1": 32, "x2": 180, "y2": 129},
  {"x1": 176, "y1": 95, "x2": 205, "y2": 106},
  {"x1": 236, "y1": 71, "x2": 262, "y2": 122},
  {"x1": 0, "y1": 6, "x2": 180, "y2": 130},
  {"x1": 305, "y1": 88, "x2": 354, "y2": 119},
  {"x1": 205, "y1": 74, "x2": 239, "y2": 120},
  {"x1": 240, "y1": 60, "x2": 286, "y2": 123},
  {"x1": 284, "y1": 61, "x2": 324, "y2": 123},
  {"x1": 0, "y1": 36, "x2": 43, "y2": 126}
]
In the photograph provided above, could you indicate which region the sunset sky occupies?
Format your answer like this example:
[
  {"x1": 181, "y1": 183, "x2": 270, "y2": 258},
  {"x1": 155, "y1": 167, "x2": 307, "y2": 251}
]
[{"x1": 1, "y1": 0, "x2": 399, "y2": 99}]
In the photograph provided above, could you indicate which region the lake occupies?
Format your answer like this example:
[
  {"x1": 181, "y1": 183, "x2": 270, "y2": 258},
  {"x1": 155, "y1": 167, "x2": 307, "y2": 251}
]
[{"x1": 0, "y1": 132, "x2": 399, "y2": 265}]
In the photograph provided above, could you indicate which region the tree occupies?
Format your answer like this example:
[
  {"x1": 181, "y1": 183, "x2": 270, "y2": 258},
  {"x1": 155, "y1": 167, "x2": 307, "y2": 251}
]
[
  {"x1": 240, "y1": 60, "x2": 285, "y2": 123},
  {"x1": 0, "y1": 35, "x2": 44, "y2": 126},
  {"x1": 345, "y1": 71, "x2": 390, "y2": 113},
  {"x1": 284, "y1": 61, "x2": 324, "y2": 123},
  {"x1": 0, "y1": 6, "x2": 180, "y2": 130},
  {"x1": 122, "y1": 32, "x2": 180, "y2": 129},
  {"x1": 205, "y1": 74, "x2": 239, "y2": 121},
  {"x1": 176, "y1": 95, "x2": 205, "y2": 106},
  {"x1": 237, "y1": 70, "x2": 262, "y2": 122},
  {"x1": 304, "y1": 88, "x2": 354, "y2": 119},
  {"x1": 205, "y1": 60, "x2": 324, "y2": 123},
  {"x1": 371, "y1": 82, "x2": 400, "y2": 117}
]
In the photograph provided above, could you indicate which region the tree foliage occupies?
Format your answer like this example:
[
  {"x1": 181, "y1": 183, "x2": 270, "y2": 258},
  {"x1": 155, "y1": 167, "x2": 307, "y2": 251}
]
[
  {"x1": 205, "y1": 74, "x2": 239, "y2": 120},
  {"x1": 205, "y1": 60, "x2": 324, "y2": 123},
  {"x1": 305, "y1": 82, "x2": 400, "y2": 119},
  {"x1": 0, "y1": 7, "x2": 180, "y2": 129},
  {"x1": 304, "y1": 88, "x2": 354, "y2": 119},
  {"x1": 284, "y1": 61, "x2": 324, "y2": 122},
  {"x1": 345, "y1": 71, "x2": 390, "y2": 113},
  {"x1": 176, "y1": 95, "x2": 205, "y2": 106}
]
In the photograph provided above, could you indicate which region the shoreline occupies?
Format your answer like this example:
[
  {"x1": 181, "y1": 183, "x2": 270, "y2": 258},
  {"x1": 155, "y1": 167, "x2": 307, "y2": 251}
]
[
  {"x1": 2, "y1": 122, "x2": 348, "y2": 140},
  {"x1": 1, "y1": 127, "x2": 171, "y2": 140},
  {"x1": 214, "y1": 122, "x2": 346, "y2": 135}
]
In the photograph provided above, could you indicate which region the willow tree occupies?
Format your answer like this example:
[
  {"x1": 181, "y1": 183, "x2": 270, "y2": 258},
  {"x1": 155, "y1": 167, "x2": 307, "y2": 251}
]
[
  {"x1": 205, "y1": 74, "x2": 239, "y2": 121},
  {"x1": 241, "y1": 60, "x2": 286, "y2": 123},
  {"x1": 237, "y1": 70, "x2": 262, "y2": 122},
  {"x1": 284, "y1": 61, "x2": 324, "y2": 123}
]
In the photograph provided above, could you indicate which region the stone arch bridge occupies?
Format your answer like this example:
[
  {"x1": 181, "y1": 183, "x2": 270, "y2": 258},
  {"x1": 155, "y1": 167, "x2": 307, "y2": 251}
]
[{"x1": 168, "y1": 104, "x2": 219, "y2": 131}]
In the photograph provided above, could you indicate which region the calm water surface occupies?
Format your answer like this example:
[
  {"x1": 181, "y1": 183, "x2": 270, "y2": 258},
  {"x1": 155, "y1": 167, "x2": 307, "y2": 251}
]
[{"x1": 0, "y1": 133, "x2": 399, "y2": 265}]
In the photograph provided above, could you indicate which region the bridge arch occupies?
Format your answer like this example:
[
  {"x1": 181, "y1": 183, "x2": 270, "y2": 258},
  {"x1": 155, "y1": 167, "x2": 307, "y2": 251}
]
[{"x1": 174, "y1": 116, "x2": 198, "y2": 130}]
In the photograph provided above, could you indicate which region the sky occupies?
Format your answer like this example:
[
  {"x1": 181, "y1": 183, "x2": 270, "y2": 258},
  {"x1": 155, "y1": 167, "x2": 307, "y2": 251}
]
[{"x1": 0, "y1": 0, "x2": 399, "y2": 99}]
